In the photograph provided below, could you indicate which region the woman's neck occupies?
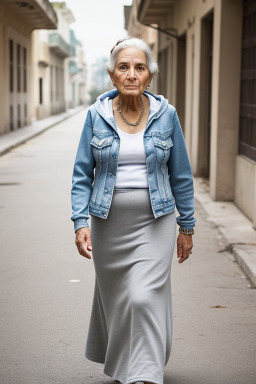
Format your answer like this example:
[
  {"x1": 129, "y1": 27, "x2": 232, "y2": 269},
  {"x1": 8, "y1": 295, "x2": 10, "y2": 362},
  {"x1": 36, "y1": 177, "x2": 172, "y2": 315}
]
[{"x1": 118, "y1": 93, "x2": 143, "y2": 113}]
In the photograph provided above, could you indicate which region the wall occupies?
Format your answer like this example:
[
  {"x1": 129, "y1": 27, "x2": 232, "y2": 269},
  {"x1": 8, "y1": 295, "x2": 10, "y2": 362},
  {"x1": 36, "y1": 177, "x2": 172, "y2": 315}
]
[
  {"x1": 5, "y1": 26, "x2": 30, "y2": 131},
  {"x1": 131, "y1": 0, "x2": 254, "y2": 226},
  {"x1": 0, "y1": 23, "x2": 7, "y2": 135},
  {"x1": 156, "y1": 0, "x2": 243, "y2": 202},
  {"x1": 235, "y1": 156, "x2": 256, "y2": 227},
  {"x1": 0, "y1": 8, "x2": 31, "y2": 134}
]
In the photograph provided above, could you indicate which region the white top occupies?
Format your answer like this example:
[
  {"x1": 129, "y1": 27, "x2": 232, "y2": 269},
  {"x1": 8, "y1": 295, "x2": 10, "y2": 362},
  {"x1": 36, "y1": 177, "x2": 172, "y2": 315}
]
[
  {"x1": 114, "y1": 126, "x2": 149, "y2": 189},
  {"x1": 104, "y1": 95, "x2": 161, "y2": 189}
]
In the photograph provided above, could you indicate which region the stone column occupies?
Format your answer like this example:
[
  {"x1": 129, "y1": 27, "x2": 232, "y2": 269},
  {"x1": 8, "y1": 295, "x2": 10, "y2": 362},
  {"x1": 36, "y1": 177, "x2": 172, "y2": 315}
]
[{"x1": 210, "y1": 0, "x2": 243, "y2": 200}]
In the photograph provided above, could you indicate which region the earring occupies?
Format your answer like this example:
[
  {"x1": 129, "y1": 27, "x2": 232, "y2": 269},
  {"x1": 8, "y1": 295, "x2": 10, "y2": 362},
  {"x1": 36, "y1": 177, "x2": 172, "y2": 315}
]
[
  {"x1": 113, "y1": 84, "x2": 116, "y2": 88},
  {"x1": 147, "y1": 83, "x2": 151, "y2": 90}
]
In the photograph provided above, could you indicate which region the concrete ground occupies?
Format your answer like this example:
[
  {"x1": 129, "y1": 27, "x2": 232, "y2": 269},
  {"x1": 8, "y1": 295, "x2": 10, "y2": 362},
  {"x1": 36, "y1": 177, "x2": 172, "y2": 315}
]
[
  {"x1": 0, "y1": 105, "x2": 85, "y2": 156},
  {"x1": 0, "y1": 110, "x2": 255, "y2": 384},
  {"x1": 194, "y1": 178, "x2": 256, "y2": 288}
]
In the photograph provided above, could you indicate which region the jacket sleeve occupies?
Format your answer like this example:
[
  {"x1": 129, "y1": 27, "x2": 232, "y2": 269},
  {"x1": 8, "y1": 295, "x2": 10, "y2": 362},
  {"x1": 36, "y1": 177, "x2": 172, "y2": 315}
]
[
  {"x1": 167, "y1": 108, "x2": 196, "y2": 229},
  {"x1": 71, "y1": 109, "x2": 95, "y2": 232}
]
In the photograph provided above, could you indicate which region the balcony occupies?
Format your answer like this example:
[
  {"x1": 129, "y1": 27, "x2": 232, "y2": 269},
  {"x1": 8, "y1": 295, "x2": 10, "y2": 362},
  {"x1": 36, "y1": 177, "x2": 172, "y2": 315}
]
[
  {"x1": 49, "y1": 33, "x2": 74, "y2": 58},
  {"x1": 138, "y1": 0, "x2": 175, "y2": 25},
  {"x1": 0, "y1": 0, "x2": 57, "y2": 30},
  {"x1": 69, "y1": 60, "x2": 81, "y2": 75}
]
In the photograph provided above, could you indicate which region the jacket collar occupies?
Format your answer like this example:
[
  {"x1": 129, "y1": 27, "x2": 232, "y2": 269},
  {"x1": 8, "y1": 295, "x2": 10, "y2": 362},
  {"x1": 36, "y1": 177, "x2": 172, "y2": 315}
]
[{"x1": 94, "y1": 89, "x2": 169, "y2": 133}]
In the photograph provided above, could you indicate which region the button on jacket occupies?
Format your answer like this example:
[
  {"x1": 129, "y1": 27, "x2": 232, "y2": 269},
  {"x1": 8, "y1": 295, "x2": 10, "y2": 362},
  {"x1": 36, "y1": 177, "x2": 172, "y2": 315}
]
[{"x1": 71, "y1": 90, "x2": 196, "y2": 232}]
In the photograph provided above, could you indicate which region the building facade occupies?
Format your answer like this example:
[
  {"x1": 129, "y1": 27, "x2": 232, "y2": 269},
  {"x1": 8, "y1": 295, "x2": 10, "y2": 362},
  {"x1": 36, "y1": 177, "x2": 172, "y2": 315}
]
[
  {"x1": 31, "y1": 2, "x2": 76, "y2": 120},
  {"x1": 68, "y1": 30, "x2": 87, "y2": 108},
  {"x1": 0, "y1": 0, "x2": 57, "y2": 135},
  {"x1": 127, "y1": 0, "x2": 256, "y2": 228}
]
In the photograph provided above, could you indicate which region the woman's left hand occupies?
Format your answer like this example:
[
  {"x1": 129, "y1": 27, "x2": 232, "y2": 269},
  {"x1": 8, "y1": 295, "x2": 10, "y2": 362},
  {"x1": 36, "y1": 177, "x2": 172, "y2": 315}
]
[{"x1": 177, "y1": 233, "x2": 193, "y2": 263}]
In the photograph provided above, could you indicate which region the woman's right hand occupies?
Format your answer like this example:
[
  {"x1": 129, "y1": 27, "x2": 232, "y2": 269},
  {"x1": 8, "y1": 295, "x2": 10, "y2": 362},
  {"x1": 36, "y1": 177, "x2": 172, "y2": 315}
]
[{"x1": 75, "y1": 227, "x2": 92, "y2": 259}]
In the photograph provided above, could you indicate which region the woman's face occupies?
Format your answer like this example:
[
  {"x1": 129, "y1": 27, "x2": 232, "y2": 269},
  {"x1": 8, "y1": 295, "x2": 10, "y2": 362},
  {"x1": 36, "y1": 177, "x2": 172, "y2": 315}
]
[{"x1": 109, "y1": 47, "x2": 153, "y2": 97}]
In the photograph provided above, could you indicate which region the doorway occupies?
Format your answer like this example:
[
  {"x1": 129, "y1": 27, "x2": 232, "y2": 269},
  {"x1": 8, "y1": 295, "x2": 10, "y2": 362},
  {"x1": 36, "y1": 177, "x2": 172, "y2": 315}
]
[
  {"x1": 197, "y1": 11, "x2": 214, "y2": 179},
  {"x1": 176, "y1": 33, "x2": 186, "y2": 132}
]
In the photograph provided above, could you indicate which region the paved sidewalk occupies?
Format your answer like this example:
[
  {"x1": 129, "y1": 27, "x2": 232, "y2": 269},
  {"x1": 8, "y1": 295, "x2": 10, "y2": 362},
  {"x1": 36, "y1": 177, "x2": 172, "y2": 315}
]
[
  {"x1": 0, "y1": 105, "x2": 86, "y2": 156},
  {"x1": 194, "y1": 177, "x2": 256, "y2": 288}
]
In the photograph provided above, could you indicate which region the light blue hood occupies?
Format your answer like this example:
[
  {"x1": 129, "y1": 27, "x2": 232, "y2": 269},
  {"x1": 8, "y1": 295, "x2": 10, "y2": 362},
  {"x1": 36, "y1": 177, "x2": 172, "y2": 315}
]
[{"x1": 94, "y1": 89, "x2": 169, "y2": 132}]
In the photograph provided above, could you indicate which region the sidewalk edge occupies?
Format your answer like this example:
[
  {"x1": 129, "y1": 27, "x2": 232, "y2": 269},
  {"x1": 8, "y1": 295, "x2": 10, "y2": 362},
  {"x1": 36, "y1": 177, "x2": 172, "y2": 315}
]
[
  {"x1": 194, "y1": 178, "x2": 256, "y2": 288},
  {"x1": 0, "y1": 106, "x2": 86, "y2": 157},
  {"x1": 232, "y1": 245, "x2": 256, "y2": 288}
]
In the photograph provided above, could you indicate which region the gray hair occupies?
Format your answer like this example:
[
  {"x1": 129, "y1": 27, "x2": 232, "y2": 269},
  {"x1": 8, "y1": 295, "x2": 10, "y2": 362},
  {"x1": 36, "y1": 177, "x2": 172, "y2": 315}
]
[{"x1": 106, "y1": 37, "x2": 158, "y2": 75}]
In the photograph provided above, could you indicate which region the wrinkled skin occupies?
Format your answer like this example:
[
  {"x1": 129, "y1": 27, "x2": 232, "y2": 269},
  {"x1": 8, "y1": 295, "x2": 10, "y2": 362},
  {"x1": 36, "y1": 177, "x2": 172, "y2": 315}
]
[
  {"x1": 176, "y1": 232, "x2": 193, "y2": 263},
  {"x1": 75, "y1": 227, "x2": 92, "y2": 259}
]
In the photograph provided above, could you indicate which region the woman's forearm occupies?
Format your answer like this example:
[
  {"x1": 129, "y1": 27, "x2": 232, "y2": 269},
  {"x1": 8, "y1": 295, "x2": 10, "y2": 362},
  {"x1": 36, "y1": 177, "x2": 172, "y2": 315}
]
[
  {"x1": 71, "y1": 114, "x2": 95, "y2": 232},
  {"x1": 168, "y1": 109, "x2": 196, "y2": 229}
]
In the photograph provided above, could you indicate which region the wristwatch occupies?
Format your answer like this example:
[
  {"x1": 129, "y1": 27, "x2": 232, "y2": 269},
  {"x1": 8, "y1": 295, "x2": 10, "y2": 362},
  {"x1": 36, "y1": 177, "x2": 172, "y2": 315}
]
[{"x1": 179, "y1": 227, "x2": 194, "y2": 235}]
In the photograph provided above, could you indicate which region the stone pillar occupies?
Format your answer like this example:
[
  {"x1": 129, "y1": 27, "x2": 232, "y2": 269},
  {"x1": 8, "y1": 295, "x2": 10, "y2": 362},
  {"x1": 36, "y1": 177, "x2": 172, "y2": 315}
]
[{"x1": 210, "y1": 0, "x2": 243, "y2": 200}]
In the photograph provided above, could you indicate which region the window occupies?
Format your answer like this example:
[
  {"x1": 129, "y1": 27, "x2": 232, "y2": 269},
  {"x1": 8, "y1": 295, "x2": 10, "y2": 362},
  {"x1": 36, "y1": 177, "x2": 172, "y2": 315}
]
[
  {"x1": 50, "y1": 65, "x2": 53, "y2": 102},
  {"x1": 56, "y1": 66, "x2": 58, "y2": 101},
  {"x1": 158, "y1": 48, "x2": 168, "y2": 98},
  {"x1": 17, "y1": 44, "x2": 21, "y2": 93},
  {"x1": 61, "y1": 68, "x2": 64, "y2": 102},
  {"x1": 17, "y1": 104, "x2": 21, "y2": 128},
  {"x1": 9, "y1": 39, "x2": 13, "y2": 93},
  {"x1": 23, "y1": 47, "x2": 27, "y2": 93},
  {"x1": 10, "y1": 105, "x2": 14, "y2": 131},
  {"x1": 24, "y1": 104, "x2": 27, "y2": 126},
  {"x1": 239, "y1": 0, "x2": 256, "y2": 161},
  {"x1": 39, "y1": 78, "x2": 43, "y2": 104}
]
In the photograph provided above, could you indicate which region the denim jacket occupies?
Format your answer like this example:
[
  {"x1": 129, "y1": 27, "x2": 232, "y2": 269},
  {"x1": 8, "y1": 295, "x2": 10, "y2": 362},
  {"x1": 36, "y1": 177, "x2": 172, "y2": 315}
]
[{"x1": 71, "y1": 90, "x2": 196, "y2": 232}]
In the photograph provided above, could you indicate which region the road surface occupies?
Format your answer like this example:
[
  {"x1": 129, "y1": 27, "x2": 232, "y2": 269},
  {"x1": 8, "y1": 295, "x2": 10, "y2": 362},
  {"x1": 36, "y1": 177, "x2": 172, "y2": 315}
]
[{"x1": 0, "y1": 110, "x2": 255, "y2": 384}]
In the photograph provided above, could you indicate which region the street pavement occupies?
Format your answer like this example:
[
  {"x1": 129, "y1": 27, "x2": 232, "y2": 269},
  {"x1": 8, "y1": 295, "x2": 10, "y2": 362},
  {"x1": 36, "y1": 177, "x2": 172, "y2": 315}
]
[{"x1": 0, "y1": 110, "x2": 255, "y2": 384}]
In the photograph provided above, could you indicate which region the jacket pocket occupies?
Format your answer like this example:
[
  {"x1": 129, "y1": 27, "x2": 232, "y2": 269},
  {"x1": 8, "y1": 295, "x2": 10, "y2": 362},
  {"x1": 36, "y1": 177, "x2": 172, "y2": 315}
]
[
  {"x1": 152, "y1": 134, "x2": 173, "y2": 163},
  {"x1": 90, "y1": 135, "x2": 114, "y2": 163}
]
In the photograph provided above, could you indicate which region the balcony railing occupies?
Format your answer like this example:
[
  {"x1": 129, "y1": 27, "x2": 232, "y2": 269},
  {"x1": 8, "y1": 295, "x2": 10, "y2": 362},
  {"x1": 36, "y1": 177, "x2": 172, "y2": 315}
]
[
  {"x1": 49, "y1": 33, "x2": 74, "y2": 58},
  {"x1": 69, "y1": 60, "x2": 82, "y2": 75}
]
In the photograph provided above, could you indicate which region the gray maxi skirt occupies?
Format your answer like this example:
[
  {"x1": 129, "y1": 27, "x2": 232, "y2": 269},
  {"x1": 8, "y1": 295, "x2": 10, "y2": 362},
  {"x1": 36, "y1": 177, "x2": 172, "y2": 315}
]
[{"x1": 85, "y1": 188, "x2": 177, "y2": 384}]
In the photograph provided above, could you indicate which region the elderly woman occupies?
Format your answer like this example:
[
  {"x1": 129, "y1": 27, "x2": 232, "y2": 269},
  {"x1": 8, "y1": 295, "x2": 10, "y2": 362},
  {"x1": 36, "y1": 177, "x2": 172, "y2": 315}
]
[{"x1": 71, "y1": 37, "x2": 196, "y2": 384}]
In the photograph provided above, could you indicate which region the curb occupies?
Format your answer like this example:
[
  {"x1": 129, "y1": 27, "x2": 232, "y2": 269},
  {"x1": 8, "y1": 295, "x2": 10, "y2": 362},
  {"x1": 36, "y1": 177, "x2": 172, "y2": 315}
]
[
  {"x1": 194, "y1": 177, "x2": 256, "y2": 288},
  {"x1": 232, "y1": 245, "x2": 256, "y2": 288}
]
